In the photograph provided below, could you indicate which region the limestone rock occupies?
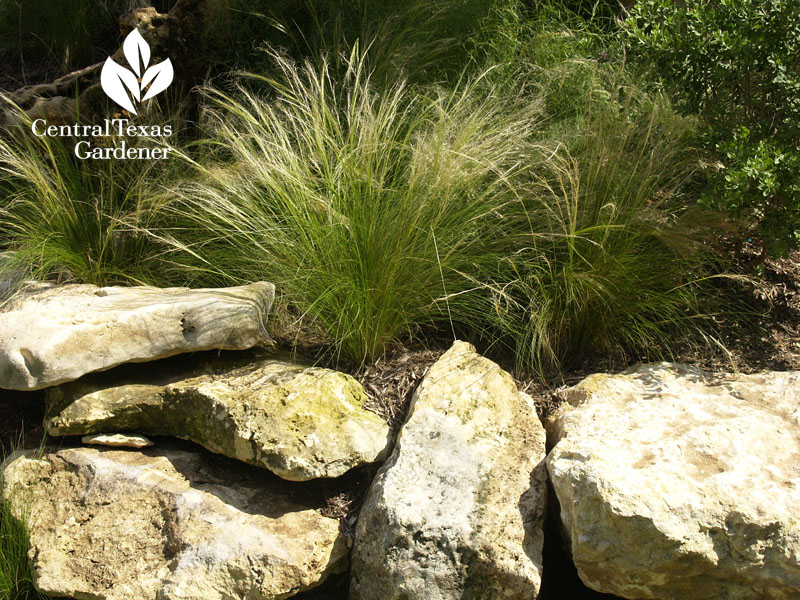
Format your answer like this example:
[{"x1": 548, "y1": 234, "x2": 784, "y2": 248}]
[
  {"x1": 350, "y1": 341, "x2": 547, "y2": 600},
  {"x1": 546, "y1": 363, "x2": 800, "y2": 600},
  {"x1": 46, "y1": 357, "x2": 391, "y2": 481},
  {"x1": 0, "y1": 282, "x2": 274, "y2": 390},
  {"x1": 82, "y1": 433, "x2": 153, "y2": 448},
  {"x1": 1, "y1": 446, "x2": 349, "y2": 600}
]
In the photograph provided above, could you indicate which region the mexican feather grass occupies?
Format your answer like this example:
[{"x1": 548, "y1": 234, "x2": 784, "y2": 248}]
[{"x1": 159, "y1": 49, "x2": 540, "y2": 363}]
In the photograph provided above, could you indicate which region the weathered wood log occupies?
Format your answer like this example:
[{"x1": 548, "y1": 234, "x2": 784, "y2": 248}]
[{"x1": 1, "y1": 0, "x2": 225, "y2": 125}]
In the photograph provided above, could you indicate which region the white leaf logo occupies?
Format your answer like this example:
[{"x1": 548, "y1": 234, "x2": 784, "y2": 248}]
[
  {"x1": 101, "y1": 58, "x2": 140, "y2": 114},
  {"x1": 141, "y1": 59, "x2": 174, "y2": 101},
  {"x1": 101, "y1": 28, "x2": 174, "y2": 114},
  {"x1": 123, "y1": 28, "x2": 150, "y2": 76}
]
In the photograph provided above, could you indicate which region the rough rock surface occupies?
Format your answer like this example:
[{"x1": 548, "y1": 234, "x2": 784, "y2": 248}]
[
  {"x1": 82, "y1": 433, "x2": 154, "y2": 448},
  {"x1": 546, "y1": 363, "x2": 800, "y2": 600},
  {"x1": 0, "y1": 282, "x2": 274, "y2": 390},
  {"x1": 46, "y1": 356, "x2": 391, "y2": 481},
  {"x1": 350, "y1": 341, "x2": 547, "y2": 600},
  {"x1": 2, "y1": 446, "x2": 349, "y2": 600}
]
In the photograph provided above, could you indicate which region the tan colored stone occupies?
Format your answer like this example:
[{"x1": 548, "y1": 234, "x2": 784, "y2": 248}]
[
  {"x1": 2, "y1": 446, "x2": 349, "y2": 600},
  {"x1": 46, "y1": 357, "x2": 391, "y2": 481},
  {"x1": 82, "y1": 433, "x2": 153, "y2": 448},
  {"x1": 546, "y1": 363, "x2": 800, "y2": 600},
  {"x1": 0, "y1": 282, "x2": 274, "y2": 390},
  {"x1": 350, "y1": 341, "x2": 547, "y2": 600}
]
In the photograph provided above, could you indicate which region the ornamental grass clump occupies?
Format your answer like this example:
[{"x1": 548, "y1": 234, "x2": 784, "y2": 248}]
[
  {"x1": 0, "y1": 104, "x2": 173, "y2": 287},
  {"x1": 159, "y1": 48, "x2": 540, "y2": 363},
  {"x1": 487, "y1": 90, "x2": 735, "y2": 374}
]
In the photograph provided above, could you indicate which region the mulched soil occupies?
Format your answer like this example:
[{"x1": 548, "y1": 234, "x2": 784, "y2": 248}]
[
  {"x1": 674, "y1": 249, "x2": 800, "y2": 374},
  {"x1": 740, "y1": 250, "x2": 800, "y2": 370},
  {"x1": 358, "y1": 347, "x2": 445, "y2": 431}
]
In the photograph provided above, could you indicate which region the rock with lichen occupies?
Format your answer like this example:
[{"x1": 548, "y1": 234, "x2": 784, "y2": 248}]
[
  {"x1": 2, "y1": 445, "x2": 350, "y2": 600},
  {"x1": 0, "y1": 282, "x2": 274, "y2": 391},
  {"x1": 46, "y1": 356, "x2": 391, "y2": 481}
]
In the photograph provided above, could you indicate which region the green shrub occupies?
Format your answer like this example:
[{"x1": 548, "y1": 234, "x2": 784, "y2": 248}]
[
  {"x1": 626, "y1": 0, "x2": 800, "y2": 257},
  {"x1": 486, "y1": 90, "x2": 734, "y2": 374},
  {"x1": 159, "y1": 49, "x2": 539, "y2": 363}
]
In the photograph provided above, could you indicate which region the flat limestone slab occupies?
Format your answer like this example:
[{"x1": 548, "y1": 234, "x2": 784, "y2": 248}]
[
  {"x1": 546, "y1": 363, "x2": 800, "y2": 600},
  {"x1": 2, "y1": 446, "x2": 350, "y2": 600},
  {"x1": 350, "y1": 341, "x2": 547, "y2": 600},
  {"x1": 46, "y1": 357, "x2": 391, "y2": 481},
  {"x1": 82, "y1": 433, "x2": 154, "y2": 448},
  {"x1": 0, "y1": 282, "x2": 275, "y2": 390}
]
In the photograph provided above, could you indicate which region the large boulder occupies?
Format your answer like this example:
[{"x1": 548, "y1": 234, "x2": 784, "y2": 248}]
[
  {"x1": 546, "y1": 363, "x2": 800, "y2": 600},
  {"x1": 1, "y1": 446, "x2": 350, "y2": 600},
  {"x1": 350, "y1": 341, "x2": 547, "y2": 600},
  {"x1": 45, "y1": 356, "x2": 391, "y2": 481},
  {"x1": 0, "y1": 282, "x2": 274, "y2": 390}
]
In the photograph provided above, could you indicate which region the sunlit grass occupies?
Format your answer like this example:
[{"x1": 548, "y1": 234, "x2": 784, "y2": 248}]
[
  {"x1": 485, "y1": 91, "x2": 735, "y2": 374},
  {"x1": 0, "y1": 5, "x2": 739, "y2": 377},
  {"x1": 0, "y1": 103, "x2": 174, "y2": 288},
  {"x1": 0, "y1": 492, "x2": 46, "y2": 600},
  {"x1": 0, "y1": 436, "x2": 48, "y2": 600},
  {"x1": 157, "y1": 48, "x2": 540, "y2": 364}
]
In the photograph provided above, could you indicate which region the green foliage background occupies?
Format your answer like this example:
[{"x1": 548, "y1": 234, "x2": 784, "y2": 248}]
[
  {"x1": 0, "y1": 0, "x2": 754, "y2": 375},
  {"x1": 627, "y1": 0, "x2": 800, "y2": 257}
]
